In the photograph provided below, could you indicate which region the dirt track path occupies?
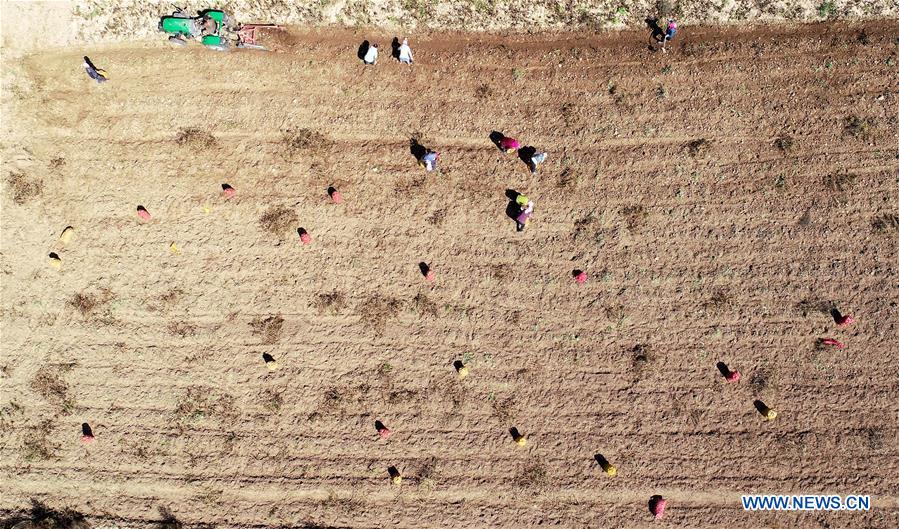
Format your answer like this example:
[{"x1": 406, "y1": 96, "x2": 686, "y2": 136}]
[{"x1": 1, "y1": 21, "x2": 898, "y2": 529}]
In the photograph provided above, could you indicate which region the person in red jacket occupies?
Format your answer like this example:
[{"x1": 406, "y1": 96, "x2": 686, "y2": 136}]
[{"x1": 499, "y1": 136, "x2": 520, "y2": 153}]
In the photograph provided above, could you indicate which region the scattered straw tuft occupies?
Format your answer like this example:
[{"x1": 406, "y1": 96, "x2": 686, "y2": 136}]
[
  {"x1": 175, "y1": 127, "x2": 217, "y2": 148},
  {"x1": 410, "y1": 292, "x2": 439, "y2": 317},
  {"x1": 822, "y1": 171, "x2": 856, "y2": 193},
  {"x1": 30, "y1": 364, "x2": 75, "y2": 414},
  {"x1": 281, "y1": 128, "x2": 327, "y2": 157},
  {"x1": 6, "y1": 172, "x2": 43, "y2": 204},
  {"x1": 313, "y1": 291, "x2": 348, "y2": 315},
  {"x1": 686, "y1": 138, "x2": 712, "y2": 156},
  {"x1": 356, "y1": 295, "x2": 403, "y2": 335},
  {"x1": 259, "y1": 206, "x2": 298, "y2": 236},
  {"x1": 250, "y1": 315, "x2": 284, "y2": 344},
  {"x1": 844, "y1": 116, "x2": 878, "y2": 140}
]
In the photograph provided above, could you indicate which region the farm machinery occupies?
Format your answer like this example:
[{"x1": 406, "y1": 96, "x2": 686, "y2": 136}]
[{"x1": 158, "y1": 7, "x2": 282, "y2": 51}]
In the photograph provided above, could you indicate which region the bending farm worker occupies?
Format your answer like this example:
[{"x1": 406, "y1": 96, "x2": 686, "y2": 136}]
[
  {"x1": 662, "y1": 20, "x2": 677, "y2": 52},
  {"x1": 399, "y1": 38, "x2": 414, "y2": 64},
  {"x1": 665, "y1": 19, "x2": 678, "y2": 41},
  {"x1": 515, "y1": 195, "x2": 534, "y2": 232},
  {"x1": 528, "y1": 151, "x2": 547, "y2": 173},
  {"x1": 364, "y1": 43, "x2": 379, "y2": 65},
  {"x1": 83, "y1": 56, "x2": 107, "y2": 83},
  {"x1": 421, "y1": 150, "x2": 439, "y2": 171},
  {"x1": 499, "y1": 136, "x2": 520, "y2": 153}
]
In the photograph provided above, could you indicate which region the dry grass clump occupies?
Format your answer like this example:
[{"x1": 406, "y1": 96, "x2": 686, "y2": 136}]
[
  {"x1": 356, "y1": 295, "x2": 403, "y2": 335},
  {"x1": 319, "y1": 491, "x2": 363, "y2": 516},
  {"x1": 844, "y1": 116, "x2": 878, "y2": 140},
  {"x1": 146, "y1": 288, "x2": 186, "y2": 314},
  {"x1": 30, "y1": 364, "x2": 75, "y2": 414},
  {"x1": 490, "y1": 395, "x2": 516, "y2": 423},
  {"x1": 487, "y1": 263, "x2": 510, "y2": 281},
  {"x1": 0, "y1": 400, "x2": 24, "y2": 430},
  {"x1": 158, "y1": 288, "x2": 185, "y2": 311},
  {"x1": 159, "y1": 288, "x2": 184, "y2": 305},
  {"x1": 259, "y1": 206, "x2": 298, "y2": 236},
  {"x1": 620, "y1": 205, "x2": 648, "y2": 231},
  {"x1": 822, "y1": 171, "x2": 856, "y2": 193},
  {"x1": 773, "y1": 134, "x2": 794, "y2": 153},
  {"x1": 856, "y1": 29, "x2": 871, "y2": 45},
  {"x1": 795, "y1": 297, "x2": 833, "y2": 317},
  {"x1": 22, "y1": 420, "x2": 60, "y2": 461},
  {"x1": 426, "y1": 377, "x2": 466, "y2": 415},
  {"x1": 175, "y1": 127, "x2": 217, "y2": 148},
  {"x1": 557, "y1": 168, "x2": 577, "y2": 189},
  {"x1": 571, "y1": 212, "x2": 600, "y2": 243},
  {"x1": 173, "y1": 386, "x2": 238, "y2": 423},
  {"x1": 68, "y1": 289, "x2": 114, "y2": 318},
  {"x1": 69, "y1": 292, "x2": 99, "y2": 315},
  {"x1": 394, "y1": 173, "x2": 428, "y2": 195},
  {"x1": 686, "y1": 138, "x2": 712, "y2": 156},
  {"x1": 427, "y1": 208, "x2": 448, "y2": 226},
  {"x1": 6, "y1": 171, "x2": 43, "y2": 204},
  {"x1": 318, "y1": 387, "x2": 344, "y2": 415},
  {"x1": 410, "y1": 292, "x2": 439, "y2": 317},
  {"x1": 862, "y1": 426, "x2": 885, "y2": 450},
  {"x1": 250, "y1": 315, "x2": 284, "y2": 344},
  {"x1": 604, "y1": 303, "x2": 626, "y2": 323},
  {"x1": 656, "y1": 0, "x2": 677, "y2": 17},
  {"x1": 750, "y1": 365, "x2": 779, "y2": 396},
  {"x1": 516, "y1": 460, "x2": 550, "y2": 490},
  {"x1": 703, "y1": 287, "x2": 733, "y2": 313},
  {"x1": 260, "y1": 388, "x2": 284, "y2": 414},
  {"x1": 167, "y1": 321, "x2": 198, "y2": 337},
  {"x1": 315, "y1": 384, "x2": 371, "y2": 417},
  {"x1": 671, "y1": 396, "x2": 703, "y2": 427},
  {"x1": 312, "y1": 291, "x2": 348, "y2": 315},
  {"x1": 281, "y1": 128, "x2": 327, "y2": 156},
  {"x1": 871, "y1": 214, "x2": 899, "y2": 233},
  {"x1": 414, "y1": 456, "x2": 440, "y2": 491},
  {"x1": 387, "y1": 387, "x2": 419, "y2": 406}
]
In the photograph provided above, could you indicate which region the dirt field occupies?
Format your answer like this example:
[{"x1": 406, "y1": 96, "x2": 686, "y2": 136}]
[{"x1": 2, "y1": 14, "x2": 899, "y2": 529}]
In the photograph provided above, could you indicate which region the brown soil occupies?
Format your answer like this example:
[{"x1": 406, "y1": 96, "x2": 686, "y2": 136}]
[{"x1": 2, "y1": 20, "x2": 899, "y2": 529}]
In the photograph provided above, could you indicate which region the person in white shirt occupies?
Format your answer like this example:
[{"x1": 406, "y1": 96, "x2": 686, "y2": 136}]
[
  {"x1": 398, "y1": 38, "x2": 413, "y2": 64},
  {"x1": 363, "y1": 43, "x2": 378, "y2": 65}
]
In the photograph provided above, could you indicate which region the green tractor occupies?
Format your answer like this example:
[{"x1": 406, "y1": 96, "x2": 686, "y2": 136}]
[{"x1": 158, "y1": 7, "x2": 280, "y2": 51}]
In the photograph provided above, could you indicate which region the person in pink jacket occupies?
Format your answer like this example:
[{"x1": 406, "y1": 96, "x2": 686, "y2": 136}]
[
  {"x1": 499, "y1": 136, "x2": 520, "y2": 153},
  {"x1": 490, "y1": 131, "x2": 520, "y2": 153},
  {"x1": 515, "y1": 195, "x2": 534, "y2": 232},
  {"x1": 662, "y1": 19, "x2": 677, "y2": 53}
]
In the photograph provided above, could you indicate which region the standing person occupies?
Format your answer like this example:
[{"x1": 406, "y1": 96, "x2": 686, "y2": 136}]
[
  {"x1": 515, "y1": 195, "x2": 534, "y2": 232},
  {"x1": 398, "y1": 38, "x2": 414, "y2": 64},
  {"x1": 364, "y1": 43, "x2": 379, "y2": 65}
]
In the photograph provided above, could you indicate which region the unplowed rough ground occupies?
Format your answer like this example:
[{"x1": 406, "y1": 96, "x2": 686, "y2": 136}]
[{"x1": 2, "y1": 20, "x2": 899, "y2": 529}]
